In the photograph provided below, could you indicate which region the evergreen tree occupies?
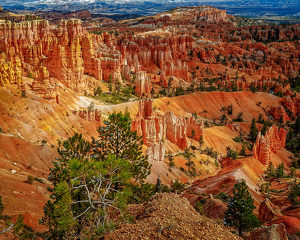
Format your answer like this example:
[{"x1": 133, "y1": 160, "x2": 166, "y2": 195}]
[
  {"x1": 275, "y1": 163, "x2": 285, "y2": 178},
  {"x1": 93, "y1": 112, "x2": 151, "y2": 183},
  {"x1": 177, "y1": 148, "x2": 196, "y2": 174},
  {"x1": 167, "y1": 150, "x2": 175, "y2": 167},
  {"x1": 288, "y1": 181, "x2": 300, "y2": 206},
  {"x1": 249, "y1": 118, "x2": 258, "y2": 142},
  {"x1": 43, "y1": 112, "x2": 151, "y2": 239},
  {"x1": 290, "y1": 167, "x2": 296, "y2": 178},
  {"x1": 224, "y1": 181, "x2": 260, "y2": 236},
  {"x1": 257, "y1": 114, "x2": 264, "y2": 124},
  {"x1": 240, "y1": 145, "x2": 246, "y2": 156},
  {"x1": 265, "y1": 162, "x2": 275, "y2": 178}
]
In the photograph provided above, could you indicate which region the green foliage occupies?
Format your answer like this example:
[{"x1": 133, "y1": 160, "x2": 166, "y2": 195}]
[
  {"x1": 166, "y1": 150, "x2": 175, "y2": 167},
  {"x1": 288, "y1": 181, "x2": 300, "y2": 206},
  {"x1": 275, "y1": 163, "x2": 285, "y2": 178},
  {"x1": 227, "y1": 104, "x2": 233, "y2": 115},
  {"x1": 0, "y1": 197, "x2": 34, "y2": 239},
  {"x1": 175, "y1": 87, "x2": 185, "y2": 96},
  {"x1": 93, "y1": 83, "x2": 135, "y2": 105},
  {"x1": 286, "y1": 115, "x2": 300, "y2": 155},
  {"x1": 265, "y1": 162, "x2": 275, "y2": 178},
  {"x1": 250, "y1": 83, "x2": 257, "y2": 93},
  {"x1": 45, "y1": 154, "x2": 132, "y2": 238},
  {"x1": 226, "y1": 147, "x2": 238, "y2": 160},
  {"x1": 27, "y1": 175, "x2": 34, "y2": 184},
  {"x1": 170, "y1": 179, "x2": 186, "y2": 194},
  {"x1": 224, "y1": 181, "x2": 260, "y2": 236},
  {"x1": 21, "y1": 90, "x2": 26, "y2": 98},
  {"x1": 265, "y1": 163, "x2": 286, "y2": 179},
  {"x1": 249, "y1": 118, "x2": 258, "y2": 142},
  {"x1": 233, "y1": 136, "x2": 243, "y2": 143},
  {"x1": 234, "y1": 112, "x2": 244, "y2": 122},
  {"x1": 27, "y1": 71, "x2": 34, "y2": 79},
  {"x1": 94, "y1": 86, "x2": 102, "y2": 96},
  {"x1": 216, "y1": 192, "x2": 229, "y2": 202},
  {"x1": 257, "y1": 114, "x2": 264, "y2": 124},
  {"x1": 195, "y1": 201, "x2": 204, "y2": 215},
  {"x1": 240, "y1": 145, "x2": 246, "y2": 156},
  {"x1": 93, "y1": 112, "x2": 150, "y2": 183},
  {"x1": 289, "y1": 167, "x2": 296, "y2": 178},
  {"x1": 43, "y1": 112, "x2": 151, "y2": 238},
  {"x1": 177, "y1": 148, "x2": 196, "y2": 176}
]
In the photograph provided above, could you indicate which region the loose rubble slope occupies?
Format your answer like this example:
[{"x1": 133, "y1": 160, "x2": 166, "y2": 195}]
[{"x1": 105, "y1": 193, "x2": 241, "y2": 240}]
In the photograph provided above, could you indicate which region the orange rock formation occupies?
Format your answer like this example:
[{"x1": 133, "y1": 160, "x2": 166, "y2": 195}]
[{"x1": 252, "y1": 126, "x2": 287, "y2": 165}]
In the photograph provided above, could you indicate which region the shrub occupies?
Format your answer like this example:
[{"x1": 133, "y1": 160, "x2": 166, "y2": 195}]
[{"x1": 27, "y1": 175, "x2": 34, "y2": 184}]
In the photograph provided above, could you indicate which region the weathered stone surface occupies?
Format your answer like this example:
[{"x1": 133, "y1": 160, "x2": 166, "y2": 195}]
[
  {"x1": 250, "y1": 224, "x2": 288, "y2": 240},
  {"x1": 135, "y1": 70, "x2": 151, "y2": 97},
  {"x1": 31, "y1": 66, "x2": 55, "y2": 99},
  {"x1": 0, "y1": 53, "x2": 22, "y2": 87},
  {"x1": 73, "y1": 109, "x2": 101, "y2": 122},
  {"x1": 165, "y1": 112, "x2": 188, "y2": 149},
  {"x1": 146, "y1": 141, "x2": 166, "y2": 162},
  {"x1": 132, "y1": 99, "x2": 166, "y2": 161},
  {"x1": 259, "y1": 199, "x2": 282, "y2": 223},
  {"x1": 252, "y1": 126, "x2": 287, "y2": 165}
]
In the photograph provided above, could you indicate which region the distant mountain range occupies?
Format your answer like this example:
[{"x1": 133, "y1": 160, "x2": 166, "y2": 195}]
[{"x1": 2, "y1": 0, "x2": 300, "y2": 17}]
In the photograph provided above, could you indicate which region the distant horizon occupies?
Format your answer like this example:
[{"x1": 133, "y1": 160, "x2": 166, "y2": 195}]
[{"x1": 1, "y1": 0, "x2": 300, "y2": 19}]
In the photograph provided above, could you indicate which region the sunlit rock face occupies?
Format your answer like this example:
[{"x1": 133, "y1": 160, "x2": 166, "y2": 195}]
[{"x1": 252, "y1": 126, "x2": 287, "y2": 165}]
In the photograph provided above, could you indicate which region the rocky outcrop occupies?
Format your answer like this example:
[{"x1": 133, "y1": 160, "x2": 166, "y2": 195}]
[
  {"x1": 252, "y1": 126, "x2": 287, "y2": 165},
  {"x1": 259, "y1": 199, "x2": 282, "y2": 223},
  {"x1": 135, "y1": 70, "x2": 151, "y2": 97},
  {"x1": 31, "y1": 66, "x2": 55, "y2": 99},
  {"x1": 0, "y1": 53, "x2": 22, "y2": 87},
  {"x1": 269, "y1": 106, "x2": 288, "y2": 122},
  {"x1": 203, "y1": 197, "x2": 227, "y2": 220},
  {"x1": 72, "y1": 109, "x2": 101, "y2": 122},
  {"x1": 132, "y1": 99, "x2": 166, "y2": 161},
  {"x1": 132, "y1": 99, "x2": 205, "y2": 160},
  {"x1": 165, "y1": 112, "x2": 188, "y2": 149},
  {"x1": 186, "y1": 116, "x2": 204, "y2": 141},
  {"x1": 250, "y1": 224, "x2": 288, "y2": 240},
  {"x1": 280, "y1": 96, "x2": 300, "y2": 119},
  {"x1": 146, "y1": 141, "x2": 166, "y2": 162}
]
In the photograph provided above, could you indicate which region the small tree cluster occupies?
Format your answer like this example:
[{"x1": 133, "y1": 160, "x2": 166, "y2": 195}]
[
  {"x1": 265, "y1": 163, "x2": 287, "y2": 179},
  {"x1": 226, "y1": 147, "x2": 238, "y2": 160}
]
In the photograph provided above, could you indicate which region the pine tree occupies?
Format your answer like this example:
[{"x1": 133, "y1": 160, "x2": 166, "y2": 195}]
[
  {"x1": 43, "y1": 112, "x2": 151, "y2": 238},
  {"x1": 249, "y1": 118, "x2": 258, "y2": 142},
  {"x1": 240, "y1": 145, "x2": 246, "y2": 156},
  {"x1": 224, "y1": 181, "x2": 260, "y2": 236},
  {"x1": 257, "y1": 114, "x2": 264, "y2": 124},
  {"x1": 288, "y1": 181, "x2": 300, "y2": 206},
  {"x1": 265, "y1": 162, "x2": 275, "y2": 178},
  {"x1": 275, "y1": 163, "x2": 285, "y2": 178},
  {"x1": 93, "y1": 112, "x2": 151, "y2": 183}
]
